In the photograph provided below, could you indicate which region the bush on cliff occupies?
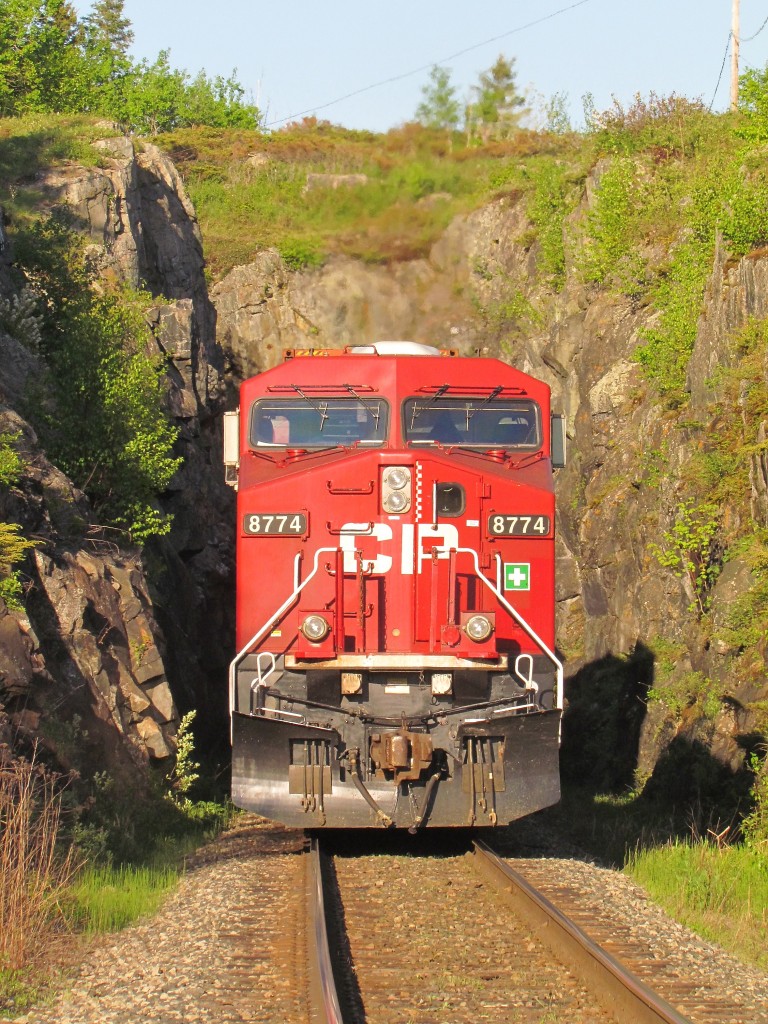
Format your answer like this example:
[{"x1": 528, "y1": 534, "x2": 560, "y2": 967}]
[
  {"x1": 0, "y1": 432, "x2": 37, "y2": 608},
  {"x1": 14, "y1": 215, "x2": 181, "y2": 543}
]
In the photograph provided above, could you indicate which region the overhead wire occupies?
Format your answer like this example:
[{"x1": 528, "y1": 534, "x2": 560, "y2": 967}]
[
  {"x1": 709, "y1": 31, "x2": 732, "y2": 110},
  {"x1": 264, "y1": 0, "x2": 594, "y2": 128},
  {"x1": 742, "y1": 14, "x2": 768, "y2": 42}
]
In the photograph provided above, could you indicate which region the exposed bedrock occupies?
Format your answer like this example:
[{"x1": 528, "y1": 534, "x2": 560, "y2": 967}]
[{"x1": 1, "y1": 136, "x2": 232, "y2": 772}]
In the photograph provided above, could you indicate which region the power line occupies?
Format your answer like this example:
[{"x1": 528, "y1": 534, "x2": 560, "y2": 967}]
[
  {"x1": 709, "y1": 31, "x2": 732, "y2": 110},
  {"x1": 742, "y1": 13, "x2": 768, "y2": 42},
  {"x1": 264, "y1": 0, "x2": 594, "y2": 128}
]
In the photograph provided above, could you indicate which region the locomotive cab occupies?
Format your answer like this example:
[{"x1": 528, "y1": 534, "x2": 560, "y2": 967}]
[{"x1": 226, "y1": 342, "x2": 564, "y2": 829}]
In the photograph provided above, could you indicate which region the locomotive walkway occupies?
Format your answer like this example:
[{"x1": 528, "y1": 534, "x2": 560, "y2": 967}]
[{"x1": 10, "y1": 817, "x2": 768, "y2": 1024}]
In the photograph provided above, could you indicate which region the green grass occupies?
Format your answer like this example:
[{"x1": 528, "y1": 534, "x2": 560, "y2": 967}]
[
  {"x1": 183, "y1": 148, "x2": 484, "y2": 277},
  {"x1": 66, "y1": 863, "x2": 179, "y2": 933},
  {"x1": 61, "y1": 800, "x2": 234, "y2": 936},
  {"x1": 626, "y1": 840, "x2": 768, "y2": 969},
  {"x1": 0, "y1": 114, "x2": 106, "y2": 210},
  {"x1": 155, "y1": 122, "x2": 571, "y2": 280},
  {"x1": 0, "y1": 969, "x2": 47, "y2": 1018}
]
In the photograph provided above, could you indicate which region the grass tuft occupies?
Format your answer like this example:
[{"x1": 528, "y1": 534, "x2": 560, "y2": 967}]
[
  {"x1": 0, "y1": 755, "x2": 78, "y2": 973},
  {"x1": 626, "y1": 839, "x2": 768, "y2": 969},
  {"x1": 66, "y1": 864, "x2": 178, "y2": 933}
]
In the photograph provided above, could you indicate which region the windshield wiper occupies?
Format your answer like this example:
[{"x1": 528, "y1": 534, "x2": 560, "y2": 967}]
[
  {"x1": 466, "y1": 385, "x2": 503, "y2": 421},
  {"x1": 288, "y1": 385, "x2": 328, "y2": 431},
  {"x1": 410, "y1": 383, "x2": 450, "y2": 428},
  {"x1": 343, "y1": 384, "x2": 380, "y2": 430}
]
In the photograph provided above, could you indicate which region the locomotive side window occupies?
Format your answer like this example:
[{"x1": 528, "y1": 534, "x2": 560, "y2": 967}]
[
  {"x1": 403, "y1": 397, "x2": 541, "y2": 450},
  {"x1": 249, "y1": 398, "x2": 388, "y2": 448}
]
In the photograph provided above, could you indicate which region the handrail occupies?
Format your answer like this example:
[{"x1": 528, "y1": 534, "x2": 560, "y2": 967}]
[
  {"x1": 229, "y1": 541, "x2": 564, "y2": 737},
  {"x1": 229, "y1": 547, "x2": 339, "y2": 733},
  {"x1": 461, "y1": 547, "x2": 563, "y2": 710}
]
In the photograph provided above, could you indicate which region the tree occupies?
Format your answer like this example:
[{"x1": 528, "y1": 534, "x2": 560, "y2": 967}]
[
  {"x1": 122, "y1": 50, "x2": 186, "y2": 134},
  {"x1": 84, "y1": 0, "x2": 133, "y2": 55},
  {"x1": 0, "y1": 0, "x2": 85, "y2": 116},
  {"x1": 467, "y1": 54, "x2": 526, "y2": 142},
  {"x1": 122, "y1": 53, "x2": 259, "y2": 134},
  {"x1": 0, "y1": 0, "x2": 259, "y2": 130},
  {"x1": 178, "y1": 69, "x2": 260, "y2": 130},
  {"x1": 81, "y1": 0, "x2": 134, "y2": 116},
  {"x1": 415, "y1": 65, "x2": 460, "y2": 131}
]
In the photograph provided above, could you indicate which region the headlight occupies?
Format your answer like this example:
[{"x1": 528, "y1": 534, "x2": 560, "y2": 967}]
[
  {"x1": 381, "y1": 466, "x2": 411, "y2": 514},
  {"x1": 383, "y1": 490, "x2": 409, "y2": 513},
  {"x1": 384, "y1": 466, "x2": 409, "y2": 490},
  {"x1": 464, "y1": 614, "x2": 493, "y2": 642},
  {"x1": 300, "y1": 614, "x2": 330, "y2": 642}
]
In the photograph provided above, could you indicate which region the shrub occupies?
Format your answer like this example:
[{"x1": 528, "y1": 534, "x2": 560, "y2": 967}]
[
  {"x1": 585, "y1": 92, "x2": 712, "y2": 157},
  {"x1": 165, "y1": 711, "x2": 200, "y2": 806},
  {"x1": 650, "y1": 499, "x2": 720, "y2": 615},
  {"x1": 742, "y1": 751, "x2": 768, "y2": 848},
  {"x1": 278, "y1": 238, "x2": 323, "y2": 271},
  {"x1": 737, "y1": 63, "x2": 768, "y2": 143},
  {"x1": 525, "y1": 160, "x2": 573, "y2": 287},
  {"x1": 0, "y1": 432, "x2": 37, "y2": 609},
  {"x1": 580, "y1": 156, "x2": 645, "y2": 288},
  {"x1": 14, "y1": 216, "x2": 181, "y2": 543},
  {"x1": 634, "y1": 238, "x2": 712, "y2": 400}
]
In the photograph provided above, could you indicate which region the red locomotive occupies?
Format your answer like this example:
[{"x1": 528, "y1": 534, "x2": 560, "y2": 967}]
[{"x1": 224, "y1": 341, "x2": 565, "y2": 828}]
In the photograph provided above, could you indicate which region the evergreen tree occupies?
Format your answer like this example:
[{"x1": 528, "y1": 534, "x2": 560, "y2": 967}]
[
  {"x1": 415, "y1": 65, "x2": 460, "y2": 131},
  {"x1": 468, "y1": 54, "x2": 525, "y2": 142},
  {"x1": 84, "y1": 0, "x2": 133, "y2": 54},
  {"x1": 82, "y1": 0, "x2": 134, "y2": 116}
]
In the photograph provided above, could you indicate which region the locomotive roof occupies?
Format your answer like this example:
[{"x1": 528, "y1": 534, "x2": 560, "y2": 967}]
[{"x1": 243, "y1": 345, "x2": 549, "y2": 400}]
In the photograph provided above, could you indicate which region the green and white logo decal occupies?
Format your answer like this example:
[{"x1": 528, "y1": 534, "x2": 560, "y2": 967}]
[{"x1": 504, "y1": 563, "x2": 531, "y2": 591}]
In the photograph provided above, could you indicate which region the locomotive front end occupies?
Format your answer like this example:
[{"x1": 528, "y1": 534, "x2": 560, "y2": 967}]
[{"x1": 226, "y1": 345, "x2": 564, "y2": 828}]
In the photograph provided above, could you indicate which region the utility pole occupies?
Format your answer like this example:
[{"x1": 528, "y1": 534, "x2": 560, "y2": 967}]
[{"x1": 731, "y1": 0, "x2": 740, "y2": 111}]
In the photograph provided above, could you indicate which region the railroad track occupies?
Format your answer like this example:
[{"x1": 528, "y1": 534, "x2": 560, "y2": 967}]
[{"x1": 306, "y1": 838, "x2": 699, "y2": 1024}]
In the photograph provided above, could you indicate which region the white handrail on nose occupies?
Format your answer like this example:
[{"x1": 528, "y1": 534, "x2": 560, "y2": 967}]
[
  {"x1": 470, "y1": 547, "x2": 563, "y2": 711},
  {"x1": 229, "y1": 547, "x2": 339, "y2": 735}
]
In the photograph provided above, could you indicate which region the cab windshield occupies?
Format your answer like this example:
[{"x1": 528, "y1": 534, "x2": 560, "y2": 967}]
[
  {"x1": 403, "y1": 397, "x2": 541, "y2": 449},
  {"x1": 250, "y1": 397, "x2": 388, "y2": 448}
]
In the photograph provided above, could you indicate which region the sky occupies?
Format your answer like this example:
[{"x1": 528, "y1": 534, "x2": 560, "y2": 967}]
[{"x1": 71, "y1": 0, "x2": 768, "y2": 131}]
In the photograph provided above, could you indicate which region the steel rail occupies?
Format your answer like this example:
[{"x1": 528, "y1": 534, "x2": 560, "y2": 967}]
[
  {"x1": 471, "y1": 841, "x2": 693, "y2": 1024},
  {"x1": 306, "y1": 838, "x2": 345, "y2": 1024}
]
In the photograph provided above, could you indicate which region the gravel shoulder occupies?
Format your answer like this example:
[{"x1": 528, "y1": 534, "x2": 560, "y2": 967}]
[{"x1": 10, "y1": 818, "x2": 308, "y2": 1024}]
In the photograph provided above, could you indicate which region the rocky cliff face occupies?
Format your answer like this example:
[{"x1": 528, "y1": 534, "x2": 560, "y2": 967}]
[
  {"x1": 210, "y1": 197, "x2": 533, "y2": 378},
  {"x1": 0, "y1": 135, "x2": 232, "y2": 774}
]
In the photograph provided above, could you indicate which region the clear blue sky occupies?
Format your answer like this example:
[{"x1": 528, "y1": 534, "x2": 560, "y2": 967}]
[{"x1": 72, "y1": 1, "x2": 768, "y2": 130}]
